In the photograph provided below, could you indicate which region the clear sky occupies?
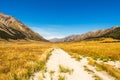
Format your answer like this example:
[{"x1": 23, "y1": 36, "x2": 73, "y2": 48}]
[{"x1": 0, "y1": 0, "x2": 120, "y2": 39}]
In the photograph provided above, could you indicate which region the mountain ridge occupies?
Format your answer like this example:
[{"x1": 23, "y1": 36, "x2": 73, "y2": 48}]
[
  {"x1": 0, "y1": 12, "x2": 47, "y2": 41},
  {"x1": 49, "y1": 26, "x2": 120, "y2": 42}
]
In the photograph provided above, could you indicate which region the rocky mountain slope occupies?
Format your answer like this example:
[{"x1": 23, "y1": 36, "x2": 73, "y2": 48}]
[
  {"x1": 50, "y1": 26, "x2": 120, "y2": 42},
  {"x1": 0, "y1": 13, "x2": 46, "y2": 41}
]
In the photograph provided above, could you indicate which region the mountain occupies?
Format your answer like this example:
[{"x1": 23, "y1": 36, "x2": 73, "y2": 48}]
[
  {"x1": 102, "y1": 27, "x2": 120, "y2": 39},
  {"x1": 0, "y1": 13, "x2": 46, "y2": 41},
  {"x1": 49, "y1": 26, "x2": 120, "y2": 42},
  {"x1": 49, "y1": 38, "x2": 63, "y2": 42}
]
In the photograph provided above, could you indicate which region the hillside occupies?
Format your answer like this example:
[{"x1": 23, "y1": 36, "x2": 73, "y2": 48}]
[
  {"x1": 50, "y1": 26, "x2": 120, "y2": 42},
  {"x1": 0, "y1": 13, "x2": 46, "y2": 41},
  {"x1": 103, "y1": 27, "x2": 120, "y2": 39}
]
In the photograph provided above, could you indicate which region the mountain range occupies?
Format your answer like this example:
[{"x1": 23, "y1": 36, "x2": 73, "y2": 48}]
[
  {"x1": 0, "y1": 12, "x2": 120, "y2": 42},
  {"x1": 50, "y1": 26, "x2": 120, "y2": 42},
  {"x1": 0, "y1": 13, "x2": 46, "y2": 41}
]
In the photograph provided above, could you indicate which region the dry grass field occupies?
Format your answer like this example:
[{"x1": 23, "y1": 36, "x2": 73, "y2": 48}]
[
  {"x1": 55, "y1": 38, "x2": 120, "y2": 79},
  {"x1": 56, "y1": 38, "x2": 120, "y2": 60},
  {"x1": 0, "y1": 41, "x2": 53, "y2": 80},
  {"x1": 0, "y1": 38, "x2": 120, "y2": 80}
]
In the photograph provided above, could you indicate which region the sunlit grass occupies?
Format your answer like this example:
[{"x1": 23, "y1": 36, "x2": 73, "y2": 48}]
[
  {"x1": 59, "y1": 65, "x2": 73, "y2": 74},
  {"x1": 84, "y1": 65, "x2": 94, "y2": 73},
  {"x1": 0, "y1": 41, "x2": 52, "y2": 80},
  {"x1": 56, "y1": 38, "x2": 120, "y2": 79},
  {"x1": 101, "y1": 63, "x2": 120, "y2": 79},
  {"x1": 0, "y1": 38, "x2": 120, "y2": 80},
  {"x1": 88, "y1": 57, "x2": 120, "y2": 79},
  {"x1": 58, "y1": 75, "x2": 65, "y2": 80},
  {"x1": 93, "y1": 75, "x2": 101, "y2": 80},
  {"x1": 56, "y1": 38, "x2": 120, "y2": 60}
]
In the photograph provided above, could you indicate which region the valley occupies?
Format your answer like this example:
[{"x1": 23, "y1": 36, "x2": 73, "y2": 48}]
[
  {"x1": 31, "y1": 48, "x2": 117, "y2": 80},
  {"x1": 0, "y1": 13, "x2": 120, "y2": 80},
  {"x1": 0, "y1": 39, "x2": 120, "y2": 80}
]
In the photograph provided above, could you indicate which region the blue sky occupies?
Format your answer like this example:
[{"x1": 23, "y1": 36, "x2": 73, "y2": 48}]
[{"x1": 0, "y1": 0, "x2": 120, "y2": 39}]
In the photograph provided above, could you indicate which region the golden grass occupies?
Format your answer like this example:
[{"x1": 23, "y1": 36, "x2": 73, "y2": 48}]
[
  {"x1": 56, "y1": 38, "x2": 120, "y2": 60},
  {"x1": 0, "y1": 38, "x2": 120, "y2": 80},
  {"x1": 0, "y1": 41, "x2": 53, "y2": 80},
  {"x1": 58, "y1": 75, "x2": 65, "y2": 80},
  {"x1": 56, "y1": 38, "x2": 120, "y2": 79},
  {"x1": 88, "y1": 57, "x2": 120, "y2": 79},
  {"x1": 101, "y1": 63, "x2": 120, "y2": 79},
  {"x1": 59, "y1": 65, "x2": 73, "y2": 74}
]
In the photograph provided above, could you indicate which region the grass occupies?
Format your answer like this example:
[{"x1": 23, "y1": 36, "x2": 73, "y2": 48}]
[
  {"x1": 83, "y1": 65, "x2": 102, "y2": 80},
  {"x1": 93, "y1": 75, "x2": 101, "y2": 80},
  {"x1": 58, "y1": 75, "x2": 65, "y2": 80},
  {"x1": 56, "y1": 38, "x2": 120, "y2": 80},
  {"x1": 101, "y1": 63, "x2": 120, "y2": 79},
  {"x1": 59, "y1": 65, "x2": 73, "y2": 74},
  {"x1": 88, "y1": 57, "x2": 120, "y2": 79},
  {"x1": 88, "y1": 58, "x2": 96, "y2": 66},
  {"x1": 50, "y1": 70, "x2": 55, "y2": 75},
  {"x1": 84, "y1": 65, "x2": 94, "y2": 73},
  {"x1": 71, "y1": 53, "x2": 81, "y2": 61},
  {"x1": 0, "y1": 41, "x2": 53, "y2": 80},
  {"x1": 49, "y1": 70, "x2": 55, "y2": 80},
  {"x1": 88, "y1": 58, "x2": 103, "y2": 71},
  {"x1": 1, "y1": 38, "x2": 120, "y2": 80},
  {"x1": 56, "y1": 38, "x2": 120, "y2": 60}
]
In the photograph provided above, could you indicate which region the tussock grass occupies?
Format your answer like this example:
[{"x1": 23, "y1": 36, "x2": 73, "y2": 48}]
[
  {"x1": 88, "y1": 58, "x2": 103, "y2": 71},
  {"x1": 49, "y1": 70, "x2": 55, "y2": 80},
  {"x1": 58, "y1": 75, "x2": 65, "y2": 80},
  {"x1": 101, "y1": 63, "x2": 120, "y2": 79},
  {"x1": 56, "y1": 38, "x2": 120, "y2": 60},
  {"x1": 56, "y1": 38, "x2": 120, "y2": 79},
  {"x1": 59, "y1": 65, "x2": 73, "y2": 74},
  {"x1": 88, "y1": 58, "x2": 96, "y2": 66},
  {"x1": 1, "y1": 38, "x2": 120, "y2": 79},
  {"x1": 84, "y1": 65, "x2": 94, "y2": 73},
  {"x1": 93, "y1": 75, "x2": 101, "y2": 80},
  {"x1": 50, "y1": 70, "x2": 55, "y2": 75},
  {"x1": 71, "y1": 53, "x2": 81, "y2": 61},
  {"x1": 0, "y1": 41, "x2": 52, "y2": 80},
  {"x1": 83, "y1": 65, "x2": 102, "y2": 80},
  {"x1": 88, "y1": 58, "x2": 120, "y2": 79}
]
